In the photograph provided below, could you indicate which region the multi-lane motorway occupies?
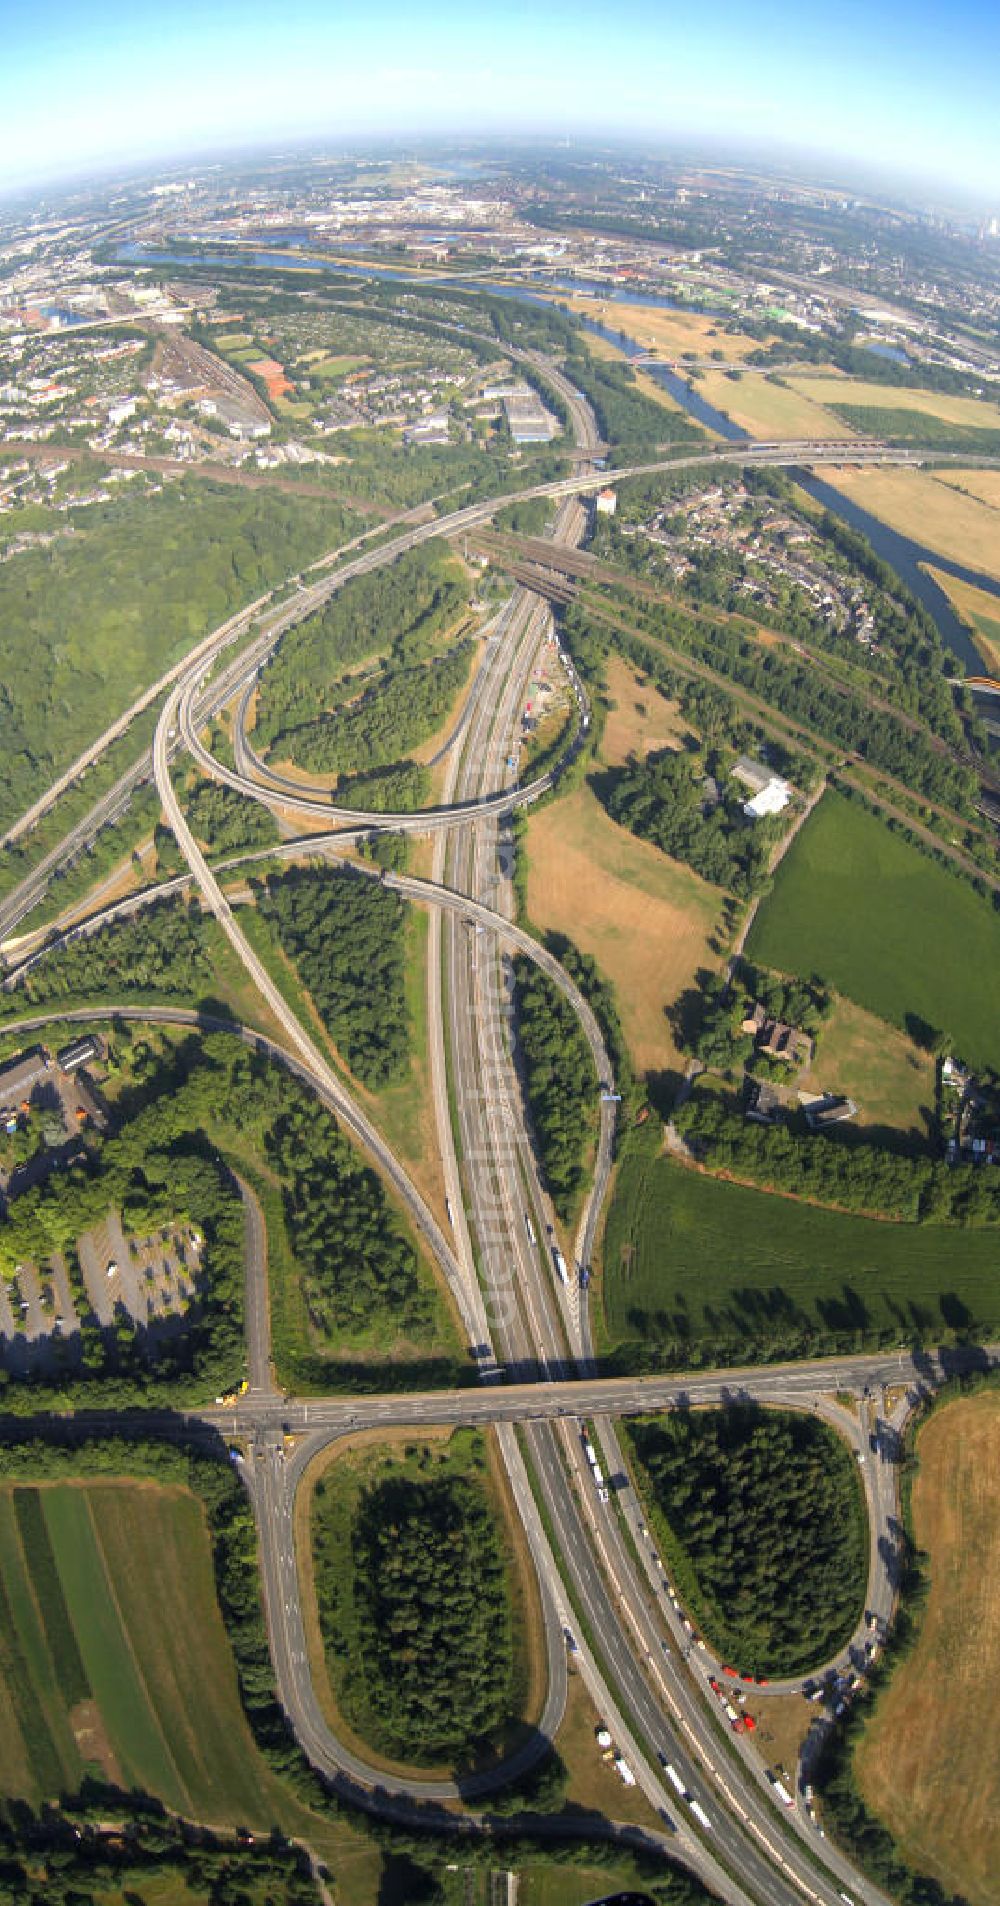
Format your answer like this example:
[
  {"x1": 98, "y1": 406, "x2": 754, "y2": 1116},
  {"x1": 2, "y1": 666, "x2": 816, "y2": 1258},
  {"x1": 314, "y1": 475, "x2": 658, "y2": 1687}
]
[{"x1": 4, "y1": 387, "x2": 981, "y2": 1906}]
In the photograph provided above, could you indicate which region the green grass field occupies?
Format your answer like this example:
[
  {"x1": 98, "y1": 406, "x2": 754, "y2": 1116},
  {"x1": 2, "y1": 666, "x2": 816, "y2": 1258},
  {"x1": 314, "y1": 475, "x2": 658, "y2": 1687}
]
[
  {"x1": 601, "y1": 1135, "x2": 1000, "y2": 1361},
  {"x1": 0, "y1": 1482, "x2": 278, "y2": 1814},
  {"x1": 0, "y1": 1478, "x2": 382, "y2": 1900},
  {"x1": 746, "y1": 790, "x2": 1000, "y2": 1073}
]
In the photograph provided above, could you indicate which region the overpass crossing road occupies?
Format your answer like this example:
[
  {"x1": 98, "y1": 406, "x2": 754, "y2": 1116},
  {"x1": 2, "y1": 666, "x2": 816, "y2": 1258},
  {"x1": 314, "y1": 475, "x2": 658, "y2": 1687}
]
[
  {"x1": 9, "y1": 414, "x2": 971, "y2": 1906},
  {"x1": 3, "y1": 991, "x2": 976, "y2": 1906}
]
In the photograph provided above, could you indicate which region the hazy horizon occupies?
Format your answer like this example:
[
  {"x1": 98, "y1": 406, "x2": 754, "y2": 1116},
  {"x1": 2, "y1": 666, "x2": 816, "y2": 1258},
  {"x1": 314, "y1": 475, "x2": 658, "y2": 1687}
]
[{"x1": 2, "y1": 0, "x2": 998, "y2": 208}]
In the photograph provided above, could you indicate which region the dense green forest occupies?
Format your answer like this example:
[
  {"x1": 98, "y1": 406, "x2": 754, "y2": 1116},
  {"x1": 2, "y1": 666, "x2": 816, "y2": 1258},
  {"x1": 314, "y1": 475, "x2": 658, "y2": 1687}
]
[
  {"x1": 513, "y1": 955, "x2": 597, "y2": 1219},
  {"x1": 184, "y1": 776, "x2": 279, "y2": 855},
  {"x1": 254, "y1": 540, "x2": 470, "y2": 750},
  {"x1": 626, "y1": 1407, "x2": 867, "y2": 1674},
  {"x1": 257, "y1": 866, "x2": 410, "y2": 1087},
  {"x1": 2, "y1": 896, "x2": 214, "y2": 1015},
  {"x1": 331, "y1": 759, "x2": 431, "y2": 811},
  {"x1": 602, "y1": 746, "x2": 777, "y2": 895},
  {"x1": 272, "y1": 1098, "x2": 428, "y2": 1341},
  {"x1": 282, "y1": 641, "x2": 473, "y2": 776},
  {"x1": 674, "y1": 1088, "x2": 999, "y2": 1224},
  {"x1": 312, "y1": 1436, "x2": 517, "y2": 1763},
  {"x1": 0, "y1": 479, "x2": 356, "y2": 834}
]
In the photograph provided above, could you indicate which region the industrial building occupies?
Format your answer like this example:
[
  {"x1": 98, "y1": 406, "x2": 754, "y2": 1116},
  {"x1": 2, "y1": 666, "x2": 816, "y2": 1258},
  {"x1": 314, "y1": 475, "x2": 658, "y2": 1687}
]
[
  {"x1": 501, "y1": 384, "x2": 559, "y2": 444},
  {"x1": 0, "y1": 1046, "x2": 51, "y2": 1113}
]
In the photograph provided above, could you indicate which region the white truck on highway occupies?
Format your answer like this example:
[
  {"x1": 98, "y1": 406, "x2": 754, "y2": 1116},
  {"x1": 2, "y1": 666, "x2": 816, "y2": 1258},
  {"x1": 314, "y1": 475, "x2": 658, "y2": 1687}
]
[{"x1": 552, "y1": 1246, "x2": 569, "y2": 1285}]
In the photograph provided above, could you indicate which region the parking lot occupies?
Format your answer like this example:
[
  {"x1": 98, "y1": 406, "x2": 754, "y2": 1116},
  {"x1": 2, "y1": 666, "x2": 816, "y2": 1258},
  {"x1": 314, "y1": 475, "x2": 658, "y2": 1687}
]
[{"x1": 0, "y1": 1209, "x2": 204, "y2": 1371}]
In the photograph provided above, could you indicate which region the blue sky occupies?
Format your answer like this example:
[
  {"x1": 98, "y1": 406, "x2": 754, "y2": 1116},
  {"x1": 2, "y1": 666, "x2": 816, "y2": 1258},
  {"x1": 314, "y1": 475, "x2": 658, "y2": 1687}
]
[{"x1": 1, "y1": 0, "x2": 998, "y2": 203}]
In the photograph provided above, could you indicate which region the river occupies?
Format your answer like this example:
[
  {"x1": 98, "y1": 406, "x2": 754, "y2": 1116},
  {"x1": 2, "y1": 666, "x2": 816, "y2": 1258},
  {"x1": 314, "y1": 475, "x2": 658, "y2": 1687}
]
[{"x1": 120, "y1": 242, "x2": 998, "y2": 679}]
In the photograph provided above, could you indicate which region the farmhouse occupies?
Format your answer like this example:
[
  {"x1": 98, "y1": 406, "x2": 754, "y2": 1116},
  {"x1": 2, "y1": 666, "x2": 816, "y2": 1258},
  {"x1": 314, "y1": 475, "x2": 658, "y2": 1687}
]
[
  {"x1": 731, "y1": 754, "x2": 792, "y2": 820},
  {"x1": 740, "y1": 1002, "x2": 813, "y2": 1069}
]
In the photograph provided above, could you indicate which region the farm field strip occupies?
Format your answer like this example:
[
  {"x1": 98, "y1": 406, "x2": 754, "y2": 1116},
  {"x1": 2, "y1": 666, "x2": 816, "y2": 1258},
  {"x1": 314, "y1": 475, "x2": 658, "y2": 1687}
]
[{"x1": 41, "y1": 1486, "x2": 187, "y2": 1807}]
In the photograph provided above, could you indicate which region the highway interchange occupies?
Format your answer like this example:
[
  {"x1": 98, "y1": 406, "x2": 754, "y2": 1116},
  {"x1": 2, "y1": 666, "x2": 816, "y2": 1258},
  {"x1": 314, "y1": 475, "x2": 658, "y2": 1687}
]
[{"x1": 0, "y1": 362, "x2": 990, "y2": 1906}]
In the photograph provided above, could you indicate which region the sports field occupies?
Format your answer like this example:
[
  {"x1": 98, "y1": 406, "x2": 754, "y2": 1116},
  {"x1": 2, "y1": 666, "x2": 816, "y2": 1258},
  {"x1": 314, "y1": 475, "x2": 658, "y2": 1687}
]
[
  {"x1": 745, "y1": 790, "x2": 1000, "y2": 1073},
  {"x1": 855, "y1": 1392, "x2": 1000, "y2": 1904},
  {"x1": 601, "y1": 1142, "x2": 1000, "y2": 1358},
  {"x1": 693, "y1": 371, "x2": 855, "y2": 440},
  {"x1": 817, "y1": 467, "x2": 1000, "y2": 582},
  {"x1": 525, "y1": 781, "x2": 724, "y2": 1083}
]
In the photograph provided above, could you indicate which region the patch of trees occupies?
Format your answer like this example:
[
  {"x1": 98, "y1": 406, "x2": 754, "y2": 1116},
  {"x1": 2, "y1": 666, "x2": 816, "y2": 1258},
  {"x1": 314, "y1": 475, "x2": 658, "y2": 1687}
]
[
  {"x1": 0, "y1": 478, "x2": 356, "y2": 835},
  {"x1": 563, "y1": 349, "x2": 702, "y2": 450},
  {"x1": 626, "y1": 1406, "x2": 867, "y2": 1675},
  {"x1": 282, "y1": 640, "x2": 473, "y2": 777},
  {"x1": 315, "y1": 1462, "x2": 514, "y2": 1762},
  {"x1": 5, "y1": 896, "x2": 213, "y2": 1015},
  {"x1": 254, "y1": 540, "x2": 470, "y2": 749},
  {"x1": 495, "y1": 497, "x2": 554, "y2": 535},
  {"x1": 258, "y1": 865, "x2": 409, "y2": 1087},
  {"x1": 183, "y1": 776, "x2": 278, "y2": 854},
  {"x1": 690, "y1": 966, "x2": 830, "y2": 1069},
  {"x1": 674, "y1": 1088, "x2": 999, "y2": 1225},
  {"x1": 513, "y1": 955, "x2": 597, "y2": 1219},
  {"x1": 603, "y1": 747, "x2": 776, "y2": 895},
  {"x1": 332, "y1": 759, "x2": 431, "y2": 812},
  {"x1": 272, "y1": 1102, "x2": 428, "y2": 1341},
  {"x1": 828, "y1": 404, "x2": 1000, "y2": 456}
]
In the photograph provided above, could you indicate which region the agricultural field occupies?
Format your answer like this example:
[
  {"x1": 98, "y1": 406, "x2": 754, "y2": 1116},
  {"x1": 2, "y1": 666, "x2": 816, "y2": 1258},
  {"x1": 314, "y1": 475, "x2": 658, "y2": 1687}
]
[
  {"x1": 556, "y1": 295, "x2": 772, "y2": 363},
  {"x1": 303, "y1": 1430, "x2": 540, "y2": 1773},
  {"x1": 818, "y1": 466, "x2": 1000, "y2": 582},
  {"x1": 601, "y1": 1136, "x2": 1000, "y2": 1363},
  {"x1": 854, "y1": 1392, "x2": 1000, "y2": 1906},
  {"x1": 525, "y1": 781, "x2": 725, "y2": 1087},
  {"x1": 692, "y1": 370, "x2": 855, "y2": 440},
  {"x1": 788, "y1": 374, "x2": 1000, "y2": 436},
  {"x1": 745, "y1": 789, "x2": 1000, "y2": 1074},
  {"x1": 0, "y1": 1482, "x2": 296, "y2": 1815},
  {"x1": 624, "y1": 1407, "x2": 867, "y2": 1675},
  {"x1": 924, "y1": 566, "x2": 1000, "y2": 673}
]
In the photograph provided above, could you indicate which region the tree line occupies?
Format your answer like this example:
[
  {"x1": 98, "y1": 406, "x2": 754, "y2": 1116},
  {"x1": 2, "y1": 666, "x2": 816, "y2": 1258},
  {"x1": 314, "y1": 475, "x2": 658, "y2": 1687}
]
[
  {"x1": 674, "y1": 1088, "x2": 1000, "y2": 1226},
  {"x1": 513, "y1": 956, "x2": 598, "y2": 1219}
]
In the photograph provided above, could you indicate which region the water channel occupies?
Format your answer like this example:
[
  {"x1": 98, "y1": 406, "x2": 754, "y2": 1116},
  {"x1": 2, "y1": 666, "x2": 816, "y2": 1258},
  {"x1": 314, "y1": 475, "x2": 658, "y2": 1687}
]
[{"x1": 121, "y1": 242, "x2": 998, "y2": 686}]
